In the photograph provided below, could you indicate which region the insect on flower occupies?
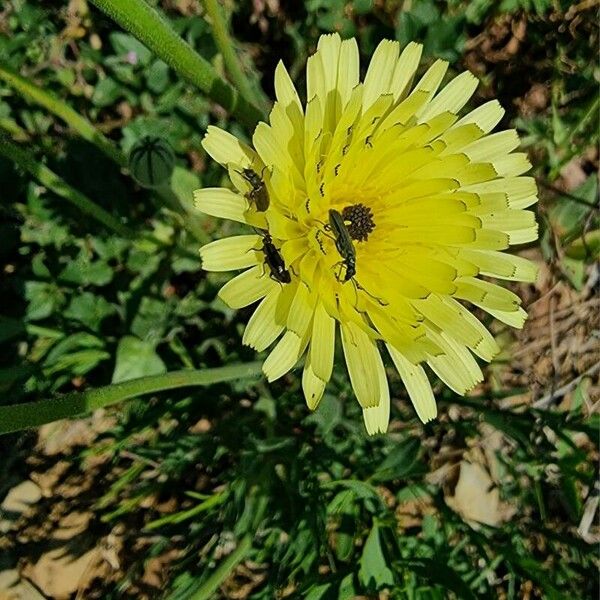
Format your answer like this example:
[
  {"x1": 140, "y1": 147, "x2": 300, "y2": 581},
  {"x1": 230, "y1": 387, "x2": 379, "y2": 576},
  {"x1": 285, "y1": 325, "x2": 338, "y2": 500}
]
[
  {"x1": 327, "y1": 209, "x2": 356, "y2": 282},
  {"x1": 238, "y1": 167, "x2": 270, "y2": 212},
  {"x1": 195, "y1": 34, "x2": 539, "y2": 434},
  {"x1": 260, "y1": 232, "x2": 291, "y2": 284}
]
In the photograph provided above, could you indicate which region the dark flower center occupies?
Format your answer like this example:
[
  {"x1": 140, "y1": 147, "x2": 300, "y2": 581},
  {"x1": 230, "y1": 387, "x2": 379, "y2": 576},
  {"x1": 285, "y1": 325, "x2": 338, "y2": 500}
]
[{"x1": 342, "y1": 203, "x2": 375, "y2": 242}]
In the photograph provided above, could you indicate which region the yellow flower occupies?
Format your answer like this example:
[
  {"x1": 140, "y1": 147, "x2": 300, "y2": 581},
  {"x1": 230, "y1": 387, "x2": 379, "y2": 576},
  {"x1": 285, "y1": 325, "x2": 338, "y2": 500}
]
[{"x1": 195, "y1": 34, "x2": 538, "y2": 434}]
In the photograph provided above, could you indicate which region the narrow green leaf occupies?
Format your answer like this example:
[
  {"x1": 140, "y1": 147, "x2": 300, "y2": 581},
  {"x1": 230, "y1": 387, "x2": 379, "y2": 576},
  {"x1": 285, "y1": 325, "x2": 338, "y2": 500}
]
[
  {"x1": 183, "y1": 535, "x2": 252, "y2": 600},
  {"x1": 0, "y1": 60, "x2": 126, "y2": 166},
  {"x1": 0, "y1": 133, "x2": 132, "y2": 238}
]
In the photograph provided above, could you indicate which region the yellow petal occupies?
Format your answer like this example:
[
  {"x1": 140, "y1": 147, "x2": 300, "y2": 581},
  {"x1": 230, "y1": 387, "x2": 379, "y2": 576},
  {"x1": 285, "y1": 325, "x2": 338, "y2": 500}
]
[
  {"x1": 253, "y1": 121, "x2": 303, "y2": 183},
  {"x1": 302, "y1": 357, "x2": 327, "y2": 410},
  {"x1": 410, "y1": 59, "x2": 449, "y2": 110},
  {"x1": 463, "y1": 130, "x2": 520, "y2": 162},
  {"x1": 363, "y1": 39, "x2": 400, "y2": 110},
  {"x1": 478, "y1": 209, "x2": 537, "y2": 232},
  {"x1": 415, "y1": 295, "x2": 485, "y2": 350},
  {"x1": 391, "y1": 42, "x2": 423, "y2": 102},
  {"x1": 200, "y1": 235, "x2": 260, "y2": 271},
  {"x1": 341, "y1": 321, "x2": 382, "y2": 408},
  {"x1": 459, "y1": 249, "x2": 538, "y2": 282},
  {"x1": 309, "y1": 302, "x2": 336, "y2": 383},
  {"x1": 202, "y1": 125, "x2": 257, "y2": 166},
  {"x1": 453, "y1": 100, "x2": 504, "y2": 133},
  {"x1": 454, "y1": 276, "x2": 521, "y2": 312},
  {"x1": 462, "y1": 177, "x2": 538, "y2": 209},
  {"x1": 194, "y1": 187, "x2": 248, "y2": 223},
  {"x1": 387, "y1": 345, "x2": 437, "y2": 423},
  {"x1": 362, "y1": 356, "x2": 390, "y2": 435},
  {"x1": 263, "y1": 330, "x2": 306, "y2": 382},
  {"x1": 426, "y1": 330, "x2": 483, "y2": 394},
  {"x1": 274, "y1": 60, "x2": 303, "y2": 114},
  {"x1": 218, "y1": 265, "x2": 277, "y2": 309},
  {"x1": 508, "y1": 225, "x2": 539, "y2": 245},
  {"x1": 287, "y1": 283, "x2": 315, "y2": 337},
  {"x1": 337, "y1": 38, "x2": 360, "y2": 110},
  {"x1": 492, "y1": 153, "x2": 531, "y2": 177},
  {"x1": 484, "y1": 306, "x2": 528, "y2": 328},
  {"x1": 243, "y1": 287, "x2": 285, "y2": 351},
  {"x1": 419, "y1": 70, "x2": 478, "y2": 121}
]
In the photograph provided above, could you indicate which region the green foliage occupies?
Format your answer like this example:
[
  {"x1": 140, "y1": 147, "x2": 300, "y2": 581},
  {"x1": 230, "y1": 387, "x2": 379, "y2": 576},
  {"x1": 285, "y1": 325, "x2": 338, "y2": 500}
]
[{"x1": 0, "y1": 0, "x2": 598, "y2": 598}]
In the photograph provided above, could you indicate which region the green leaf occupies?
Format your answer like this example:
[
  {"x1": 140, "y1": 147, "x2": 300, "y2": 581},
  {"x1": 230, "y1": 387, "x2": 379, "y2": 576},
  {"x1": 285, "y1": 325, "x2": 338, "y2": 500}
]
[
  {"x1": 91, "y1": 77, "x2": 122, "y2": 108},
  {"x1": 146, "y1": 59, "x2": 170, "y2": 93},
  {"x1": 170, "y1": 166, "x2": 200, "y2": 211},
  {"x1": 322, "y1": 480, "x2": 384, "y2": 507},
  {"x1": 112, "y1": 336, "x2": 166, "y2": 383},
  {"x1": 131, "y1": 296, "x2": 170, "y2": 340},
  {"x1": 59, "y1": 252, "x2": 113, "y2": 286},
  {"x1": 337, "y1": 573, "x2": 356, "y2": 600},
  {"x1": 304, "y1": 584, "x2": 332, "y2": 600},
  {"x1": 64, "y1": 292, "x2": 116, "y2": 331},
  {"x1": 25, "y1": 281, "x2": 65, "y2": 321},
  {"x1": 549, "y1": 176, "x2": 598, "y2": 239},
  {"x1": 109, "y1": 31, "x2": 153, "y2": 65},
  {"x1": 372, "y1": 437, "x2": 422, "y2": 482},
  {"x1": 407, "y1": 558, "x2": 477, "y2": 600},
  {"x1": 359, "y1": 522, "x2": 395, "y2": 589},
  {"x1": 0, "y1": 316, "x2": 24, "y2": 343}
]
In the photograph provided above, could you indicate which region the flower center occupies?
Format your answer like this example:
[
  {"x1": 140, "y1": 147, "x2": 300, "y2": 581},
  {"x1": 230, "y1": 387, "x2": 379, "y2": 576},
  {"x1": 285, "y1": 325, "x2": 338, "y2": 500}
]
[{"x1": 341, "y1": 203, "x2": 375, "y2": 242}]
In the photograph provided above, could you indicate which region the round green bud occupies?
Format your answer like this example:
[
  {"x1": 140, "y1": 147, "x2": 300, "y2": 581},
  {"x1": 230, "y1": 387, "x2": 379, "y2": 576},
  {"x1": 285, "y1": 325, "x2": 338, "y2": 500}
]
[{"x1": 128, "y1": 136, "x2": 175, "y2": 188}]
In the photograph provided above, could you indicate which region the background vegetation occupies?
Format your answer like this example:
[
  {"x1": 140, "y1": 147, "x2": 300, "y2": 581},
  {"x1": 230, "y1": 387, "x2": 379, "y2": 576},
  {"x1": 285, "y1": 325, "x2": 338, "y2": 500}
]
[{"x1": 0, "y1": 0, "x2": 598, "y2": 598}]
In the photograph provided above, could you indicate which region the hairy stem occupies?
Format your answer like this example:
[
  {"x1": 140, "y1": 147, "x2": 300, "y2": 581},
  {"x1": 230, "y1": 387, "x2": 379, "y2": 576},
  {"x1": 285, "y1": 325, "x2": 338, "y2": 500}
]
[
  {"x1": 0, "y1": 363, "x2": 262, "y2": 435},
  {"x1": 89, "y1": 0, "x2": 265, "y2": 129}
]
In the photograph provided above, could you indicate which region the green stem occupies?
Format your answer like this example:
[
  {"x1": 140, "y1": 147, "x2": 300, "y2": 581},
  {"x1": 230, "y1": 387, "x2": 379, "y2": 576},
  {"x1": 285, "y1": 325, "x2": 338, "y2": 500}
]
[
  {"x1": 0, "y1": 133, "x2": 132, "y2": 238},
  {"x1": 0, "y1": 61, "x2": 126, "y2": 167},
  {"x1": 88, "y1": 0, "x2": 265, "y2": 129},
  {"x1": 0, "y1": 363, "x2": 262, "y2": 435},
  {"x1": 0, "y1": 62, "x2": 207, "y2": 243},
  {"x1": 202, "y1": 0, "x2": 268, "y2": 111}
]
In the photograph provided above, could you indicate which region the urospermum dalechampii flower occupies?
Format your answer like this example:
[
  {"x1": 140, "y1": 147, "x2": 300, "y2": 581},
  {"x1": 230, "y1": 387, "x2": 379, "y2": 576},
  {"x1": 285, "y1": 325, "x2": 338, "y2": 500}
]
[{"x1": 194, "y1": 34, "x2": 538, "y2": 434}]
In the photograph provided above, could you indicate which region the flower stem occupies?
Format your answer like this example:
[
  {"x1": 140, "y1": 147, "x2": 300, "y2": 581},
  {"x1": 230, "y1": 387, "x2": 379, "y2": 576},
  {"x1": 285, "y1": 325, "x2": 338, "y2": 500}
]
[
  {"x1": 0, "y1": 61, "x2": 127, "y2": 167},
  {"x1": 88, "y1": 0, "x2": 265, "y2": 129},
  {"x1": 202, "y1": 0, "x2": 268, "y2": 111},
  {"x1": 0, "y1": 133, "x2": 132, "y2": 238},
  {"x1": 0, "y1": 363, "x2": 262, "y2": 435}
]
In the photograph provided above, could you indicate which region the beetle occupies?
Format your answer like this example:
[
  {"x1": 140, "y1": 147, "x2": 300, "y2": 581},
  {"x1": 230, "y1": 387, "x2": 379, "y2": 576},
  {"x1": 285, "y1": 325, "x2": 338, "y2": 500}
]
[
  {"x1": 328, "y1": 208, "x2": 356, "y2": 282},
  {"x1": 261, "y1": 233, "x2": 291, "y2": 284},
  {"x1": 239, "y1": 167, "x2": 269, "y2": 212}
]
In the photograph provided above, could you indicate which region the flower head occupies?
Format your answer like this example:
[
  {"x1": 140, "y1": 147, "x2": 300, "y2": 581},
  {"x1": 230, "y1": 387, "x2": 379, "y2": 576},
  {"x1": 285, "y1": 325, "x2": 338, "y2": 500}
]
[{"x1": 195, "y1": 34, "x2": 538, "y2": 434}]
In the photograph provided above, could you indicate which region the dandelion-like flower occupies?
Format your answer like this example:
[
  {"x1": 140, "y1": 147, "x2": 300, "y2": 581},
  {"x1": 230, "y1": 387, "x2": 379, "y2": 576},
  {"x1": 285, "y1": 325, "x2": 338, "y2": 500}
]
[{"x1": 195, "y1": 34, "x2": 538, "y2": 434}]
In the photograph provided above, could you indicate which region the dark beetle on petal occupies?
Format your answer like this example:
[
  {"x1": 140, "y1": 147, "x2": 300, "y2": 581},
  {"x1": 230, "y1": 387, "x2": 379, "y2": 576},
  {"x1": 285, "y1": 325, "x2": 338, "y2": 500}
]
[
  {"x1": 261, "y1": 233, "x2": 291, "y2": 283},
  {"x1": 239, "y1": 167, "x2": 270, "y2": 212}
]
